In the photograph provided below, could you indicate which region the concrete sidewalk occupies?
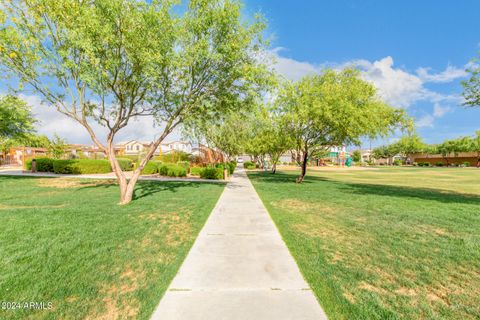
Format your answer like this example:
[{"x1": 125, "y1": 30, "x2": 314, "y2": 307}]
[{"x1": 151, "y1": 168, "x2": 327, "y2": 320}]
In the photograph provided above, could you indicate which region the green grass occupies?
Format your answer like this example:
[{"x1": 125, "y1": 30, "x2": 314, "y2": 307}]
[
  {"x1": 248, "y1": 167, "x2": 480, "y2": 320},
  {"x1": 0, "y1": 176, "x2": 224, "y2": 320}
]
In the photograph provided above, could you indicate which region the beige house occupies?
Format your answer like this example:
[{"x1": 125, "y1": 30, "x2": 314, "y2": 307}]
[{"x1": 116, "y1": 140, "x2": 193, "y2": 156}]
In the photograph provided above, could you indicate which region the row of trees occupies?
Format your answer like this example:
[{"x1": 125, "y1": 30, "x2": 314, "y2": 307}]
[
  {"x1": 10, "y1": 0, "x2": 480, "y2": 203},
  {"x1": 371, "y1": 131, "x2": 480, "y2": 166},
  {"x1": 197, "y1": 69, "x2": 409, "y2": 182}
]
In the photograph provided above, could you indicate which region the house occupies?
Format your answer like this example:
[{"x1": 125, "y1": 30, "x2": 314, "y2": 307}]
[
  {"x1": 162, "y1": 141, "x2": 192, "y2": 154},
  {"x1": 118, "y1": 140, "x2": 152, "y2": 155},
  {"x1": 357, "y1": 149, "x2": 372, "y2": 163},
  {"x1": 67, "y1": 144, "x2": 124, "y2": 158},
  {"x1": 0, "y1": 147, "x2": 48, "y2": 166},
  {"x1": 116, "y1": 140, "x2": 193, "y2": 156}
]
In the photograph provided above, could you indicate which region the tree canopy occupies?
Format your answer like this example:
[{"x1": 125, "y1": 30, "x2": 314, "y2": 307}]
[
  {"x1": 0, "y1": 95, "x2": 36, "y2": 139},
  {"x1": 462, "y1": 59, "x2": 480, "y2": 107},
  {"x1": 276, "y1": 69, "x2": 408, "y2": 182}
]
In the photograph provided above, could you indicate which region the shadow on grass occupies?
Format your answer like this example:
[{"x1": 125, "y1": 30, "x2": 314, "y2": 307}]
[
  {"x1": 247, "y1": 171, "x2": 326, "y2": 184},
  {"x1": 77, "y1": 179, "x2": 225, "y2": 201},
  {"x1": 247, "y1": 171, "x2": 480, "y2": 206}
]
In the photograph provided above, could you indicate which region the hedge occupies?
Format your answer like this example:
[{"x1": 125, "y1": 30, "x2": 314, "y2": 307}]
[
  {"x1": 116, "y1": 158, "x2": 134, "y2": 171},
  {"x1": 26, "y1": 158, "x2": 54, "y2": 172},
  {"x1": 226, "y1": 161, "x2": 236, "y2": 174},
  {"x1": 159, "y1": 164, "x2": 187, "y2": 177},
  {"x1": 190, "y1": 166, "x2": 203, "y2": 176},
  {"x1": 141, "y1": 161, "x2": 162, "y2": 174},
  {"x1": 244, "y1": 161, "x2": 256, "y2": 170},
  {"x1": 200, "y1": 167, "x2": 224, "y2": 180},
  {"x1": 53, "y1": 159, "x2": 112, "y2": 174},
  {"x1": 176, "y1": 161, "x2": 190, "y2": 172}
]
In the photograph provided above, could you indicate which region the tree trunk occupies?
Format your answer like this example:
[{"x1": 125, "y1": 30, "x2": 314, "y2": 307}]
[
  {"x1": 120, "y1": 173, "x2": 140, "y2": 205},
  {"x1": 476, "y1": 154, "x2": 480, "y2": 168},
  {"x1": 271, "y1": 162, "x2": 276, "y2": 174},
  {"x1": 296, "y1": 150, "x2": 308, "y2": 183},
  {"x1": 109, "y1": 124, "x2": 175, "y2": 205},
  {"x1": 106, "y1": 139, "x2": 130, "y2": 204}
]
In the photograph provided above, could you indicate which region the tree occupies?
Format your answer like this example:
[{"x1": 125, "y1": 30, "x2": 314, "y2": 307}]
[
  {"x1": 462, "y1": 58, "x2": 480, "y2": 107},
  {"x1": 253, "y1": 107, "x2": 293, "y2": 173},
  {"x1": 0, "y1": 95, "x2": 36, "y2": 139},
  {"x1": 392, "y1": 133, "x2": 425, "y2": 164},
  {"x1": 47, "y1": 134, "x2": 67, "y2": 159},
  {"x1": 436, "y1": 138, "x2": 469, "y2": 166},
  {"x1": 190, "y1": 112, "x2": 250, "y2": 162},
  {"x1": 263, "y1": 119, "x2": 293, "y2": 174},
  {"x1": 371, "y1": 145, "x2": 397, "y2": 165},
  {"x1": 276, "y1": 69, "x2": 408, "y2": 183},
  {"x1": 1, "y1": 0, "x2": 267, "y2": 204},
  {"x1": 352, "y1": 150, "x2": 361, "y2": 163},
  {"x1": 466, "y1": 131, "x2": 480, "y2": 167}
]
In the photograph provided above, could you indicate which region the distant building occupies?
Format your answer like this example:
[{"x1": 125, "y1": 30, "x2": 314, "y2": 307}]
[
  {"x1": 357, "y1": 149, "x2": 373, "y2": 163},
  {"x1": 0, "y1": 147, "x2": 48, "y2": 166},
  {"x1": 162, "y1": 141, "x2": 192, "y2": 154},
  {"x1": 115, "y1": 140, "x2": 193, "y2": 156}
]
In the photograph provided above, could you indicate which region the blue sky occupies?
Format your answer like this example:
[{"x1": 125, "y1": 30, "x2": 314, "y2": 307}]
[{"x1": 245, "y1": 0, "x2": 480, "y2": 146}]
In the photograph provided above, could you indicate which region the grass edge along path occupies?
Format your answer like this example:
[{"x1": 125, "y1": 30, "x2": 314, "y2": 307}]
[
  {"x1": 247, "y1": 169, "x2": 480, "y2": 320},
  {"x1": 0, "y1": 176, "x2": 225, "y2": 320}
]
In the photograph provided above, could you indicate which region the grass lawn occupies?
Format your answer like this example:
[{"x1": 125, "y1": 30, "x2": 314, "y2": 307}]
[
  {"x1": 0, "y1": 176, "x2": 224, "y2": 320},
  {"x1": 248, "y1": 167, "x2": 480, "y2": 320}
]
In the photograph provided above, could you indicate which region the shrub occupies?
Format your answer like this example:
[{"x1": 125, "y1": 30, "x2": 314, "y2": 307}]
[
  {"x1": 116, "y1": 158, "x2": 134, "y2": 171},
  {"x1": 464, "y1": 161, "x2": 471, "y2": 167},
  {"x1": 226, "y1": 161, "x2": 236, "y2": 175},
  {"x1": 158, "y1": 163, "x2": 187, "y2": 177},
  {"x1": 167, "y1": 165, "x2": 187, "y2": 177},
  {"x1": 190, "y1": 166, "x2": 203, "y2": 176},
  {"x1": 435, "y1": 162, "x2": 444, "y2": 167},
  {"x1": 159, "y1": 164, "x2": 169, "y2": 176},
  {"x1": 393, "y1": 159, "x2": 403, "y2": 166},
  {"x1": 141, "y1": 161, "x2": 162, "y2": 174},
  {"x1": 412, "y1": 162, "x2": 418, "y2": 166},
  {"x1": 176, "y1": 161, "x2": 190, "y2": 172},
  {"x1": 53, "y1": 159, "x2": 112, "y2": 174},
  {"x1": 200, "y1": 167, "x2": 224, "y2": 180},
  {"x1": 243, "y1": 161, "x2": 256, "y2": 170},
  {"x1": 26, "y1": 157, "x2": 54, "y2": 172}
]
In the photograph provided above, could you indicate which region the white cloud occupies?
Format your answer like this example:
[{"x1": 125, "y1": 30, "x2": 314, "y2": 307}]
[
  {"x1": 270, "y1": 51, "x2": 465, "y2": 111},
  {"x1": 433, "y1": 102, "x2": 452, "y2": 118},
  {"x1": 355, "y1": 56, "x2": 424, "y2": 108},
  {"x1": 269, "y1": 51, "x2": 467, "y2": 133},
  {"x1": 416, "y1": 66, "x2": 467, "y2": 83},
  {"x1": 416, "y1": 114, "x2": 435, "y2": 128},
  {"x1": 270, "y1": 48, "x2": 322, "y2": 81}
]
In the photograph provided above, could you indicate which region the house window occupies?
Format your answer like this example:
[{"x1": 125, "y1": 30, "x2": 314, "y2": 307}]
[{"x1": 136, "y1": 145, "x2": 140, "y2": 151}]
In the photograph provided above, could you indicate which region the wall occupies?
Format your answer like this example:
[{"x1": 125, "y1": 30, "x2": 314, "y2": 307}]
[{"x1": 411, "y1": 152, "x2": 479, "y2": 166}]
